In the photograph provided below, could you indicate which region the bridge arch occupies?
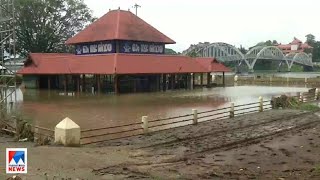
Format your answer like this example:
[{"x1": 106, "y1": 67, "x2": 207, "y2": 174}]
[
  {"x1": 197, "y1": 42, "x2": 248, "y2": 66},
  {"x1": 246, "y1": 46, "x2": 286, "y2": 70}
]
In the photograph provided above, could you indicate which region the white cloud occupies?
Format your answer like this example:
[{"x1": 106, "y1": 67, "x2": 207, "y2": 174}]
[{"x1": 84, "y1": 0, "x2": 320, "y2": 52}]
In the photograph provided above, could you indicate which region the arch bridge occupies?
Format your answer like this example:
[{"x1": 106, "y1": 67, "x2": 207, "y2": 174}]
[{"x1": 186, "y1": 42, "x2": 313, "y2": 72}]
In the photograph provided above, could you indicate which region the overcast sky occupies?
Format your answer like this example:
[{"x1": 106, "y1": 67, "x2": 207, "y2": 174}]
[{"x1": 83, "y1": 0, "x2": 320, "y2": 52}]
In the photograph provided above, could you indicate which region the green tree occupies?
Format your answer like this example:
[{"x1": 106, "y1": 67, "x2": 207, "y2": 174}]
[
  {"x1": 165, "y1": 48, "x2": 178, "y2": 55},
  {"x1": 306, "y1": 34, "x2": 316, "y2": 45},
  {"x1": 186, "y1": 50, "x2": 199, "y2": 57},
  {"x1": 239, "y1": 45, "x2": 247, "y2": 54},
  {"x1": 14, "y1": 0, "x2": 95, "y2": 56}
]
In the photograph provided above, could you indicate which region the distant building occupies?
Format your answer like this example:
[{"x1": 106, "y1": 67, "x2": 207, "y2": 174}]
[{"x1": 277, "y1": 37, "x2": 313, "y2": 54}]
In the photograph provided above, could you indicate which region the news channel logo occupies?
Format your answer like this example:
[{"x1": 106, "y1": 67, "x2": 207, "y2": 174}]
[{"x1": 6, "y1": 148, "x2": 27, "y2": 174}]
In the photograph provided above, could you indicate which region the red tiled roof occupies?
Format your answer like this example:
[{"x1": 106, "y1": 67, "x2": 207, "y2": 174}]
[
  {"x1": 290, "y1": 37, "x2": 302, "y2": 44},
  {"x1": 195, "y1": 58, "x2": 231, "y2": 72},
  {"x1": 66, "y1": 10, "x2": 175, "y2": 45},
  {"x1": 18, "y1": 53, "x2": 230, "y2": 75},
  {"x1": 301, "y1": 43, "x2": 313, "y2": 49}
]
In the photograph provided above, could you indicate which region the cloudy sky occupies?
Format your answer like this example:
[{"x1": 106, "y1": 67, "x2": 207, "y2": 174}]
[{"x1": 83, "y1": 0, "x2": 320, "y2": 52}]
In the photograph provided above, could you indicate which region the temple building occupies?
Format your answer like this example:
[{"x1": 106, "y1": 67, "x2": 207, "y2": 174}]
[
  {"x1": 277, "y1": 37, "x2": 313, "y2": 54},
  {"x1": 17, "y1": 9, "x2": 230, "y2": 94}
]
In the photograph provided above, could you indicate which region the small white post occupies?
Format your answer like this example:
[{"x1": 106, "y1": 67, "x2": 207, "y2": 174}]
[
  {"x1": 192, "y1": 109, "x2": 198, "y2": 125},
  {"x1": 287, "y1": 77, "x2": 289, "y2": 83},
  {"x1": 141, "y1": 116, "x2": 148, "y2": 134},
  {"x1": 55, "y1": 117, "x2": 80, "y2": 146},
  {"x1": 299, "y1": 92, "x2": 303, "y2": 102},
  {"x1": 259, "y1": 96, "x2": 263, "y2": 112},
  {"x1": 269, "y1": 76, "x2": 272, "y2": 82},
  {"x1": 316, "y1": 88, "x2": 319, "y2": 100},
  {"x1": 234, "y1": 75, "x2": 238, "y2": 82},
  {"x1": 229, "y1": 103, "x2": 235, "y2": 118},
  {"x1": 91, "y1": 87, "x2": 95, "y2": 94},
  {"x1": 80, "y1": 85, "x2": 83, "y2": 93},
  {"x1": 305, "y1": 77, "x2": 308, "y2": 84}
]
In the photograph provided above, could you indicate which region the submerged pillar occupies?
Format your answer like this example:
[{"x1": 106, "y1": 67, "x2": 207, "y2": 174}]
[
  {"x1": 64, "y1": 75, "x2": 68, "y2": 95},
  {"x1": 207, "y1": 73, "x2": 211, "y2": 87},
  {"x1": 200, "y1": 73, "x2": 203, "y2": 86},
  {"x1": 222, "y1": 72, "x2": 225, "y2": 87},
  {"x1": 48, "y1": 75, "x2": 51, "y2": 91},
  {"x1": 114, "y1": 75, "x2": 119, "y2": 94},
  {"x1": 192, "y1": 73, "x2": 195, "y2": 89},
  {"x1": 97, "y1": 75, "x2": 101, "y2": 94},
  {"x1": 82, "y1": 74, "x2": 86, "y2": 92},
  {"x1": 77, "y1": 75, "x2": 80, "y2": 94}
]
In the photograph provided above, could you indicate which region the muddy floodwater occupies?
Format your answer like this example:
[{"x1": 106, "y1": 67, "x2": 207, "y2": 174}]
[{"x1": 9, "y1": 85, "x2": 310, "y2": 129}]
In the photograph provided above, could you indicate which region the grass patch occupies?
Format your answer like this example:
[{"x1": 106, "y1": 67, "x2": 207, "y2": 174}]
[{"x1": 296, "y1": 103, "x2": 320, "y2": 111}]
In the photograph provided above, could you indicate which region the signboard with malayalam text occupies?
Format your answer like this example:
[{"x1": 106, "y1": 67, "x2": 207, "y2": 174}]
[
  {"x1": 119, "y1": 41, "x2": 165, "y2": 54},
  {"x1": 75, "y1": 41, "x2": 115, "y2": 55},
  {"x1": 75, "y1": 40, "x2": 165, "y2": 55}
]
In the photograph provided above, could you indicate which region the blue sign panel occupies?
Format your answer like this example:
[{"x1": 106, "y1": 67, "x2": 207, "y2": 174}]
[
  {"x1": 119, "y1": 41, "x2": 165, "y2": 54},
  {"x1": 75, "y1": 41, "x2": 115, "y2": 55}
]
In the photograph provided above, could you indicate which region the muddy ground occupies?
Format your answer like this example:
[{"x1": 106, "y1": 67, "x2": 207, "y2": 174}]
[{"x1": 1, "y1": 109, "x2": 320, "y2": 179}]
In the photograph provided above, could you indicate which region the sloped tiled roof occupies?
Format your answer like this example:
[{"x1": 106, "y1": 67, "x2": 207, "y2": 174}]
[
  {"x1": 18, "y1": 53, "x2": 230, "y2": 75},
  {"x1": 66, "y1": 10, "x2": 175, "y2": 45}
]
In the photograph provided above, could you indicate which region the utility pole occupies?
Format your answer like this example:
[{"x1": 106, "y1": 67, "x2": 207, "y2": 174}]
[{"x1": 133, "y1": 3, "x2": 141, "y2": 16}]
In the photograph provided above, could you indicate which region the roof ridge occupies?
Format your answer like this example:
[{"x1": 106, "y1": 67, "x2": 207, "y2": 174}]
[{"x1": 115, "y1": 9, "x2": 120, "y2": 39}]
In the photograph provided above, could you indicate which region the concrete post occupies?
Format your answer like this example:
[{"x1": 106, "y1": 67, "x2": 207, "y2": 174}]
[
  {"x1": 229, "y1": 103, "x2": 235, "y2": 118},
  {"x1": 287, "y1": 77, "x2": 289, "y2": 83},
  {"x1": 305, "y1": 77, "x2": 308, "y2": 84},
  {"x1": 54, "y1": 117, "x2": 80, "y2": 146},
  {"x1": 259, "y1": 96, "x2": 263, "y2": 112},
  {"x1": 192, "y1": 109, "x2": 198, "y2": 125},
  {"x1": 141, "y1": 116, "x2": 148, "y2": 134},
  {"x1": 91, "y1": 87, "x2": 95, "y2": 94},
  {"x1": 316, "y1": 88, "x2": 319, "y2": 100},
  {"x1": 269, "y1": 76, "x2": 272, "y2": 83},
  {"x1": 299, "y1": 92, "x2": 303, "y2": 102},
  {"x1": 234, "y1": 75, "x2": 238, "y2": 83}
]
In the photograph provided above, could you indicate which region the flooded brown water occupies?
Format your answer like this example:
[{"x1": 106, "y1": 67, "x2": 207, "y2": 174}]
[{"x1": 9, "y1": 85, "x2": 311, "y2": 130}]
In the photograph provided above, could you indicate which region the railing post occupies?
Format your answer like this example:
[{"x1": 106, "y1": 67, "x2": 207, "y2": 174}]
[
  {"x1": 192, "y1": 109, "x2": 198, "y2": 125},
  {"x1": 259, "y1": 96, "x2": 263, "y2": 112},
  {"x1": 299, "y1": 92, "x2": 303, "y2": 102},
  {"x1": 141, "y1": 116, "x2": 149, "y2": 134},
  {"x1": 316, "y1": 88, "x2": 319, "y2": 100},
  {"x1": 305, "y1": 77, "x2": 308, "y2": 84},
  {"x1": 229, "y1": 103, "x2": 234, "y2": 118}
]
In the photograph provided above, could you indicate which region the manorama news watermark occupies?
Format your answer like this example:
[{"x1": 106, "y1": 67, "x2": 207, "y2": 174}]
[{"x1": 6, "y1": 148, "x2": 28, "y2": 174}]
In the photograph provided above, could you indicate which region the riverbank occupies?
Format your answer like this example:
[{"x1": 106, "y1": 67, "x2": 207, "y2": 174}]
[{"x1": 1, "y1": 109, "x2": 320, "y2": 179}]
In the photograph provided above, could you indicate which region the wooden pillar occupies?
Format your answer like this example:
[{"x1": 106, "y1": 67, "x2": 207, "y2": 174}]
[
  {"x1": 192, "y1": 73, "x2": 195, "y2": 89},
  {"x1": 82, "y1": 74, "x2": 86, "y2": 92},
  {"x1": 77, "y1": 75, "x2": 80, "y2": 94},
  {"x1": 114, "y1": 75, "x2": 119, "y2": 94},
  {"x1": 171, "y1": 74, "x2": 175, "y2": 90},
  {"x1": 200, "y1": 73, "x2": 204, "y2": 86},
  {"x1": 207, "y1": 73, "x2": 211, "y2": 87},
  {"x1": 158, "y1": 75, "x2": 161, "y2": 92},
  {"x1": 222, "y1": 72, "x2": 225, "y2": 87},
  {"x1": 48, "y1": 75, "x2": 51, "y2": 91},
  {"x1": 97, "y1": 75, "x2": 101, "y2": 94},
  {"x1": 164, "y1": 74, "x2": 170, "y2": 91},
  {"x1": 64, "y1": 75, "x2": 67, "y2": 95}
]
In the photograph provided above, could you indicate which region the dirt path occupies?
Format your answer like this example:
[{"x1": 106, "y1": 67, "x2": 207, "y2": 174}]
[
  {"x1": 93, "y1": 110, "x2": 320, "y2": 179},
  {"x1": 1, "y1": 109, "x2": 320, "y2": 179}
]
